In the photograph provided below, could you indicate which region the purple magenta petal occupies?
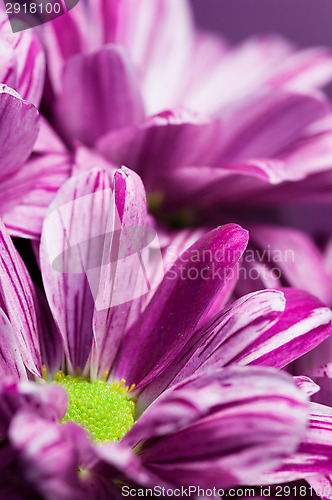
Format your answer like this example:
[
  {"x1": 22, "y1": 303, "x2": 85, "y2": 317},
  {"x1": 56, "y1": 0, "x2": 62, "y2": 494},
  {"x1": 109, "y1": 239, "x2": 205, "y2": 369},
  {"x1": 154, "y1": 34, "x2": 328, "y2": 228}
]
[
  {"x1": 55, "y1": 46, "x2": 144, "y2": 146},
  {"x1": 0, "y1": 379, "x2": 67, "y2": 436},
  {"x1": 250, "y1": 403, "x2": 332, "y2": 484},
  {"x1": 98, "y1": 109, "x2": 222, "y2": 191},
  {"x1": 294, "y1": 376, "x2": 321, "y2": 397},
  {"x1": 0, "y1": 85, "x2": 39, "y2": 182},
  {"x1": 1, "y1": 151, "x2": 72, "y2": 240},
  {"x1": 0, "y1": 308, "x2": 27, "y2": 380},
  {"x1": 234, "y1": 288, "x2": 332, "y2": 369},
  {"x1": 215, "y1": 89, "x2": 331, "y2": 165},
  {"x1": 90, "y1": 167, "x2": 149, "y2": 380},
  {"x1": 124, "y1": 367, "x2": 308, "y2": 490},
  {"x1": 268, "y1": 47, "x2": 332, "y2": 90},
  {"x1": 0, "y1": 219, "x2": 41, "y2": 376},
  {"x1": 9, "y1": 412, "x2": 83, "y2": 500},
  {"x1": 136, "y1": 290, "x2": 286, "y2": 406},
  {"x1": 114, "y1": 223, "x2": 249, "y2": 387},
  {"x1": 0, "y1": 14, "x2": 45, "y2": 106},
  {"x1": 40, "y1": 169, "x2": 114, "y2": 372}
]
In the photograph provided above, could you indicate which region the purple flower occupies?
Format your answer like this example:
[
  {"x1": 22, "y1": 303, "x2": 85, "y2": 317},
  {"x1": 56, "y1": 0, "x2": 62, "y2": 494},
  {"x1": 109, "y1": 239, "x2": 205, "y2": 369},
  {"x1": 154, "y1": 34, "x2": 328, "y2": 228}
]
[{"x1": 0, "y1": 166, "x2": 331, "y2": 498}]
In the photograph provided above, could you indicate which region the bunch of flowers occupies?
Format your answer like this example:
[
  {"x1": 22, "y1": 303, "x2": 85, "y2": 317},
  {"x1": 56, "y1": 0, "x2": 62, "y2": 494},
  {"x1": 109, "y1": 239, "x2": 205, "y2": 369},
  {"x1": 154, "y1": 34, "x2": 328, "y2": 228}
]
[{"x1": 0, "y1": 0, "x2": 332, "y2": 498}]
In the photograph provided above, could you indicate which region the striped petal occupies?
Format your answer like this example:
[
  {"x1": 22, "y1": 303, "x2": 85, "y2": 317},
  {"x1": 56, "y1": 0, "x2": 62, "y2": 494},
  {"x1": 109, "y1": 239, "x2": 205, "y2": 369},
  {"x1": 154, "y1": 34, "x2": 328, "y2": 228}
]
[
  {"x1": 40, "y1": 166, "x2": 148, "y2": 374},
  {"x1": 0, "y1": 308, "x2": 27, "y2": 380},
  {"x1": 55, "y1": 45, "x2": 144, "y2": 147},
  {"x1": 114, "y1": 224, "x2": 249, "y2": 387},
  {"x1": 124, "y1": 367, "x2": 308, "y2": 490},
  {"x1": 0, "y1": 15, "x2": 45, "y2": 106},
  {"x1": 0, "y1": 379, "x2": 67, "y2": 436},
  {"x1": 9, "y1": 412, "x2": 83, "y2": 500},
  {"x1": 137, "y1": 290, "x2": 286, "y2": 406},
  {"x1": 90, "y1": 167, "x2": 150, "y2": 380},
  {"x1": 250, "y1": 403, "x2": 332, "y2": 484},
  {"x1": 40, "y1": 169, "x2": 113, "y2": 372},
  {"x1": 0, "y1": 219, "x2": 41, "y2": 376},
  {"x1": 0, "y1": 85, "x2": 39, "y2": 183},
  {"x1": 233, "y1": 289, "x2": 332, "y2": 369},
  {"x1": 98, "y1": 109, "x2": 222, "y2": 191}
]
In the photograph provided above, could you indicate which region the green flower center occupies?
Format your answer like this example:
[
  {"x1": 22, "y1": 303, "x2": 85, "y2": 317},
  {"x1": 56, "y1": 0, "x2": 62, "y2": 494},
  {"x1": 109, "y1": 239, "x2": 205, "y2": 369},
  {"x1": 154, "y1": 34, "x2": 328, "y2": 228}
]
[{"x1": 53, "y1": 372, "x2": 135, "y2": 442}]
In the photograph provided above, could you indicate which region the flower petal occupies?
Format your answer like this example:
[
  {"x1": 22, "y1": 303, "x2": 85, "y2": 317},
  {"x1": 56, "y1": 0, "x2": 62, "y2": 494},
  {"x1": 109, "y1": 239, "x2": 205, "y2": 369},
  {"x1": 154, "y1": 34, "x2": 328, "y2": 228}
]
[
  {"x1": 0, "y1": 308, "x2": 27, "y2": 380},
  {"x1": 268, "y1": 47, "x2": 332, "y2": 91},
  {"x1": 40, "y1": 166, "x2": 149, "y2": 374},
  {"x1": 114, "y1": 224, "x2": 248, "y2": 387},
  {"x1": 9, "y1": 412, "x2": 83, "y2": 500},
  {"x1": 98, "y1": 109, "x2": 222, "y2": 191},
  {"x1": 0, "y1": 85, "x2": 39, "y2": 183},
  {"x1": 125, "y1": 367, "x2": 308, "y2": 490},
  {"x1": 1, "y1": 151, "x2": 72, "y2": 240},
  {"x1": 233, "y1": 289, "x2": 332, "y2": 369},
  {"x1": 137, "y1": 290, "x2": 286, "y2": 406},
  {"x1": 0, "y1": 16, "x2": 45, "y2": 106},
  {"x1": 40, "y1": 169, "x2": 113, "y2": 372},
  {"x1": 55, "y1": 46, "x2": 144, "y2": 146},
  {"x1": 250, "y1": 403, "x2": 332, "y2": 484},
  {"x1": 0, "y1": 219, "x2": 41, "y2": 376},
  {"x1": 90, "y1": 167, "x2": 150, "y2": 380},
  {"x1": 246, "y1": 225, "x2": 332, "y2": 305},
  {"x1": 0, "y1": 379, "x2": 67, "y2": 436},
  {"x1": 215, "y1": 89, "x2": 330, "y2": 165}
]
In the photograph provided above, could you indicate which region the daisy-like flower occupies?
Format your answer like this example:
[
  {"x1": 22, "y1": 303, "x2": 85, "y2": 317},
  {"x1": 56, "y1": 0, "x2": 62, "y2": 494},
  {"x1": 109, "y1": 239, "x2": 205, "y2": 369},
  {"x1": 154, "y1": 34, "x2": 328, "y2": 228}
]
[{"x1": 0, "y1": 165, "x2": 331, "y2": 499}]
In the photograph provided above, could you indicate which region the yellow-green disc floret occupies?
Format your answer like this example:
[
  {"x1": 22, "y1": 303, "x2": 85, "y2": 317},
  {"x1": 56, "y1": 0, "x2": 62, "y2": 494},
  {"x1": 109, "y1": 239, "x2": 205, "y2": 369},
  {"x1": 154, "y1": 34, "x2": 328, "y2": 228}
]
[{"x1": 54, "y1": 372, "x2": 135, "y2": 442}]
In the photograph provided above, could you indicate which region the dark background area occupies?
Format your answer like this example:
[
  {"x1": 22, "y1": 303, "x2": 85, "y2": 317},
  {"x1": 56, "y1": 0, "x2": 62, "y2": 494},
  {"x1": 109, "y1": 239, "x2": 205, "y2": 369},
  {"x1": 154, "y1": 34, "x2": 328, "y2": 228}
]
[{"x1": 190, "y1": 0, "x2": 332, "y2": 48}]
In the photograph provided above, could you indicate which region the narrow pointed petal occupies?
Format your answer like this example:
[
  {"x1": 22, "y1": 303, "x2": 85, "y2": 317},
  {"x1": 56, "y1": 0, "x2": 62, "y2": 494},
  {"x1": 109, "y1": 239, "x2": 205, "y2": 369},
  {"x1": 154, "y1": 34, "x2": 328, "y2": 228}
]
[
  {"x1": 114, "y1": 224, "x2": 249, "y2": 386},
  {"x1": 55, "y1": 46, "x2": 144, "y2": 146},
  {"x1": 0, "y1": 16, "x2": 45, "y2": 106},
  {"x1": 124, "y1": 368, "x2": 308, "y2": 490},
  {"x1": 40, "y1": 167, "x2": 148, "y2": 374},
  {"x1": 0, "y1": 219, "x2": 41, "y2": 376},
  {"x1": 294, "y1": 376, "x2": 320, "y2": 397}
]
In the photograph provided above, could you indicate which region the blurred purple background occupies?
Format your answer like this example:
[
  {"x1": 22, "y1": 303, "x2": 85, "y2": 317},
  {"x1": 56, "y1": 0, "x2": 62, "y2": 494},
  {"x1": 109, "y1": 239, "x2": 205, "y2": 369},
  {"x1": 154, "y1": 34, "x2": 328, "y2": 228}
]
[{"x1": 189, "y1": 0, "x2": 332, "y2": 48}]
